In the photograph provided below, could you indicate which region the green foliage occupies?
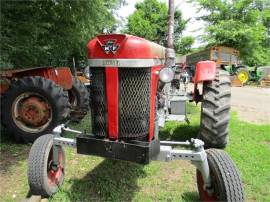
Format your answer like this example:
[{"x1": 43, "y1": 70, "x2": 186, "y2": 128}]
[
  {"x1": 175, "y1": 36, "x2": 195, "y2": 54},
  {"x1": 126, "y1": 0, "x2": 187, "y2": 47},
  {"x1": 0, "y1": 0, "x2": 123, "y2": 68},
  {"x1": 194, "y1": 0, "x2": 270, "y2": 66}
]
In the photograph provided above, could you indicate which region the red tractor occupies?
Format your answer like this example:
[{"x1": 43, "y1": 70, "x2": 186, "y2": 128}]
[
  {"x1": 0, "y1": 66, "x2": 89, "y2": 142},
  {"x1": 27, "y1": 34, "x2": 244, "y2": 201}
]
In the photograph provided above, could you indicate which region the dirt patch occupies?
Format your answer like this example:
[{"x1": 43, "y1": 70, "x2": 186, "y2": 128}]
[{"x1": 231, "y1": 86, "x2": 270, "y2": 124}]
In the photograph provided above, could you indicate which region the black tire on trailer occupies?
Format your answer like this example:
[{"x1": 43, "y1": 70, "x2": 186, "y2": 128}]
[
  {"x1": 1, "y1": 76, "x2": 70, "y2": 143},
  {"x1": 198, "y1": 70, "x2": 231, "y2": 149},
  {"x1": 68, "y1": 77, "x2": 89, "y2": 119},
  {"x1": 28, "y1": 135, "x2": 65, "y2": 197},
  {"x1": 196, "y1": 149, "x2": 244, "y2": 201}
]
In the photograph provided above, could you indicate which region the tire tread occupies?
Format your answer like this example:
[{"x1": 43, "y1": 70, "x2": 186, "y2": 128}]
[
  {"x1": 1, "y1": 76, "x2": 70, "y2": 142},
  {"x1": 205, "y1": 149, "x2": 245, "y2": 201},
  {"x1": 199, "y1": 70, "x2": 231, "y2": 148}
]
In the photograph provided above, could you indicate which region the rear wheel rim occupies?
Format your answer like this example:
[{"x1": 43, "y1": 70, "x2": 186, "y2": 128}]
[
  {"x1": 237, "y1": 71, "x2": 249, "y2": 83},
  {"x1": 11, "y1": 92, "x2": 52, "y2": 133}
]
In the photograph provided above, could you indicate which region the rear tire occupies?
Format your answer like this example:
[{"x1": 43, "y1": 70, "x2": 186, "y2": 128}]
[
  {"x1": 236, "y1": 67, "x2": 249, "y2": 84},
  {"x1": 28, "y1": 135, "x2": 65, "y2": 197},
  {"x1": 196, "y1": 149, "x2": 244, "y2": 201},
  {"x1": 1, "y1": 76, "x2": 70, "y2": 142},
  {"x1": 68, "y1": 77, "x2": 89, "y2": 121},
  {"x1": 199, "y1": 70, "x2": 231, "y2": 149}
]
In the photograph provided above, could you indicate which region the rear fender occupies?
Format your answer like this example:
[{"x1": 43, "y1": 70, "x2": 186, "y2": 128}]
[{"x1": 0, "y1": 66, "x2": 73, "y2": 90}]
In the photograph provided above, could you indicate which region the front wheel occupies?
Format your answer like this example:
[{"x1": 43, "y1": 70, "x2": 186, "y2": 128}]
[
  {"x1": 28, "y1": 135, "x2": 65, "y2": 197},
  {"x1": 196, "y1": 149, "x2": 244, "y2": 201}
]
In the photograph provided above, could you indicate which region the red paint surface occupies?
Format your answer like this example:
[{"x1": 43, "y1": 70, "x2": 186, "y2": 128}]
[
  {"x1": 55, "y1": 67, "x2": 73, "y2": 90},
  {"x1": 105, "y1": 67, "x2": 119, "y2": 139},
  {"x1": 149, "y1": 65, "x2": 162, "y2": 141},
  {"x1": 88, "y1": 34, "x2": 167, "y2": 141},
  {"x1": 194, "y1": 61, "x2": 216, "y2": 84},
  {"x1": 48, "y1": 148, "x2": 64, "y2": 186},
  {"x1": 197, "y1": 170, "x2": 218, "y2": 201},
  {"x1": 0, "y1": 66, "x2": 73, "y2": 90},
  {"x1": 87, "y1": 34, "x2": 165, "y2": 59}
]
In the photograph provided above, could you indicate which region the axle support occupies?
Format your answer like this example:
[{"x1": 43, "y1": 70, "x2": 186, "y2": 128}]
[{"x1": 51, "y1": 125, "x2": 212, "y2": 192}]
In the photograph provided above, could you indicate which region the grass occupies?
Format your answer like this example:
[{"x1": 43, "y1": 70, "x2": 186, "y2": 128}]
[{"x1": 0, "y1": 103, "x2": 270, "y2": 201}]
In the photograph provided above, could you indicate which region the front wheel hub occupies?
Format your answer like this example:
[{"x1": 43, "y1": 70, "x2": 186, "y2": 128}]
[{"x1": 19, "y1": 96, "x2": 50, "y2": 126}]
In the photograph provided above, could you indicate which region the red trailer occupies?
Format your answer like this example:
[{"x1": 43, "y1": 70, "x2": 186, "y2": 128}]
[{"x1": 27, "y1": 34, "x2": 244, "y2": 201}]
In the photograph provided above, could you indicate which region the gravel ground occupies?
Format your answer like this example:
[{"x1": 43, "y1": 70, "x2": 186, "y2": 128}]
[{"x1": 231, "y1": 86, "x2": 270, "y2": 124}]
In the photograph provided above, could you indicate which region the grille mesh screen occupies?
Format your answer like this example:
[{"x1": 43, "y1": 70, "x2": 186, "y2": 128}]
[
  {"x1": 90, "y1": 68, "x2": 107, "y2": 137},
  {"x1": 90, "y1": 67, "x2": 151, "y2": 139},
  {"x1": 119, "y1": 68, "x2": 151, "y2": 138}
]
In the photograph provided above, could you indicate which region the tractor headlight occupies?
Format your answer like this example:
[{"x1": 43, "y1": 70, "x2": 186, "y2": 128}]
[
  {"x1": 83, "y1": 66, "x2": 91, "y2": 79},
  {"x1": 159, "y1": 67, "x2": 175, "y2": 83}
]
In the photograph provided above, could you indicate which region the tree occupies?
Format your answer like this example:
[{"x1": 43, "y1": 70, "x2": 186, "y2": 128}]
[
  {"x1": 175, "y1": 36, "x2": 195, "y2": 54},
  {"x1": 126, "y1": 0, "x2": 187, "y2": 47},
  {"x1": 193, "y1": 0, "x2": 270, "y2": 65},
  {"x1": 0, "y1": 0, "x2": 124, "y2": 68}
]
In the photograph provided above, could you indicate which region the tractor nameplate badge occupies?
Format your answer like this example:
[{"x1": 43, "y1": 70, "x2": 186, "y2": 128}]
[
  {"x1": 102, "y1": 40, "x2": 119, "y2": 54},
  {"x1": 103, "y1": 60, "x2": 120, "y2": 66}
]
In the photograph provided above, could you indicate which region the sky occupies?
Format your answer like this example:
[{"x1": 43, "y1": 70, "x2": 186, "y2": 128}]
[{"x1": 116, "y1": 0, "x2": 207, "y2": 47}]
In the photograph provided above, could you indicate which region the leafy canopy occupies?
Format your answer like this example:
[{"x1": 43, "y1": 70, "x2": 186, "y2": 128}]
[
  {"x1": 126, "y1": 0, "x2": 191, "y2": 52},
  {"x1": 175, "y1": 36, "x2": 195, "y2": 55},
  {"x1": 193, "y1": 0, "x2": 270, "y2": 65},
  {"x1": 1, "y1": 0, "x2": 123, "y2": 68}
]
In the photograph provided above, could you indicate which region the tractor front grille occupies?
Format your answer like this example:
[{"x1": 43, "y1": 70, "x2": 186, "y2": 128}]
[
  {"x1": 90, "y1": 67, "x2": 151, "y2": 139},
  {"x1": 90, "y1": 68, "x2": 107, "y2": 137},
  {"x1": 119, "y1": 68, "x2": 151, "y2": 138}
]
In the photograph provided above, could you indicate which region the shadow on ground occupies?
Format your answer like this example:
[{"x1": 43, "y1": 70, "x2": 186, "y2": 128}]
[
  {"x1": 65, "y1": 121, "x2": 200, "y2": 201},
  {"x1": 0, "y1": 126, "x2": 30, "y2": 173},
  {"x1": 182, "y1": 191, "x2": 200, "y2": 201},
  {"x1": 66, "y1": 159, "x2": 146, "y2": 201},
  {"x1": 159, "y1": 122, "x2": 199, "y2": 141}
]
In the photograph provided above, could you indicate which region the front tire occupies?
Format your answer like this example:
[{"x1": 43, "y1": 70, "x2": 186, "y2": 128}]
[
  {"x1": 196, "y1": 149, "x2": 244, "y2": 201},
  {"x1": 1, "y1": 76, "x2": 70, "y2": 142},
  {"x1": 28, "y1": 135, "x2": 65, "y2": 197},
  {"x1": 199, "y1": 70, "x2": 231, "y2": 149}
]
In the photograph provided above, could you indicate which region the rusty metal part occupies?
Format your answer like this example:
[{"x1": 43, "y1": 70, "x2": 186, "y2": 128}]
[
  {"x1": 0, "y1": 78, "x2": 11, "y2": 93},
  {"x1": 18, "y1": 96, "x2": 50, "y2": 126},
  {"x1": 77, "y1": 75, "x2": 90, "y2": 84},
  {"x1": 0, "y1": 66, "x2": 73, "y2": 90},
  {"x1": 0, "y1": 66, "x2": 53, "y2": 78},
  {"x1": 12, "y1": 92, "x2": 52, "y2": 133}
]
